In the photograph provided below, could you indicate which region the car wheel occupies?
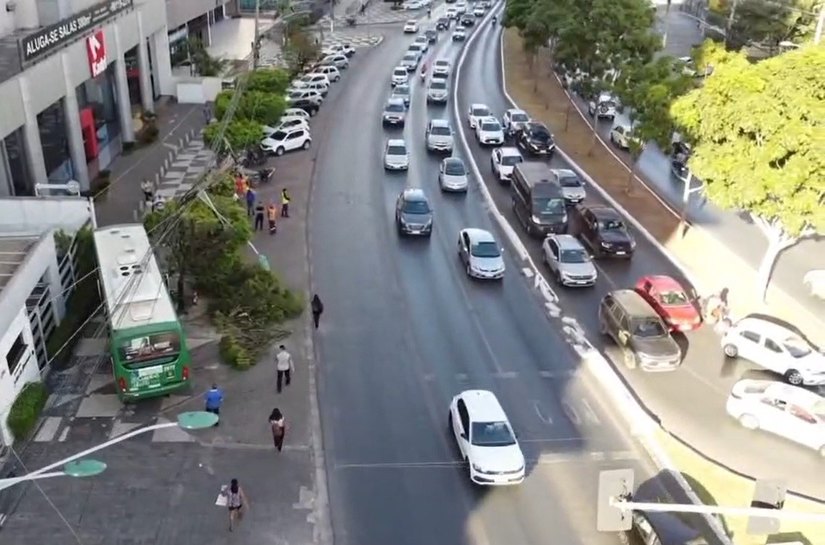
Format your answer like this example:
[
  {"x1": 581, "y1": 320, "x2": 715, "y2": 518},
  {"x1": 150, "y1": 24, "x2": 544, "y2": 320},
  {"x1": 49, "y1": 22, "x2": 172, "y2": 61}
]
[
  {"x1": 275, "y1": 147, "x2": 285, "y2": 156},
  {"x1": 786, "y1": 369, "x2": 804, "y2": 386},
  {"x1": 738, "y1": 414, "x2": 759, "y2": 430},
  {"x1": 448, "y1": 411, "x2": 453, "y2": 432},
  {"x1": 722, "y1": 343, "x2": 738, "y2": 358},
  {"x1": 623, "y1": 349, "x2": 638, "y2": 369},
  {"x1": 302, "y1": 140, "x2": 311, "y2": 150}
]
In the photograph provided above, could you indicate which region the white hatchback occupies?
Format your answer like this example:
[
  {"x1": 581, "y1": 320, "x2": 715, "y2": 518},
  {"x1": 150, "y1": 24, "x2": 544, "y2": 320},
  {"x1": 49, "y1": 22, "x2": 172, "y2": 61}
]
[
  {"x1": 283, "y1": 108, "x2": 311, "y2": 120},
  {"x1": 315, "y1": 65, "x2": 341, "y2": 82},
  {"x1": 490, "y1": 147, "x2": 523, "y2": 182},
  {"x1": 383, "y1": 139, "x2": 409, "y2": 170},
  {"x1": 261, "y1": 126, "x2": 311, "y2": 156},
  {"x1": 722, "y1": 317, "x2": 825, "y2": 386},
  {"x1": 262, "y1": 117, "x2": 309, "y2": 137},
  {"x1": 726, "y1": 379, "x2": 825, "y2": 455},
  {"x1": 474, "y1": 116, "x2": 505, "y2": 145},
  {"x1": 449, "y1": 390, "x2": 525, "y2": 485},
  {"x1": 403, "y1": 20, "x2": 419, "y2": 33},
  {"x1": 391, "y1": 66, "x2": 409, "y2": 87}
]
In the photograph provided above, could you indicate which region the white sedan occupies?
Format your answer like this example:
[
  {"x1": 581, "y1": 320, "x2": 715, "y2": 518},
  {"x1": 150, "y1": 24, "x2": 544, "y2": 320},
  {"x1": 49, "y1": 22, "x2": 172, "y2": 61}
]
[
  {"x1": 467, "y1": 103, "x2": 492, "y2": 129},
  {"x1": 449, "y1": 390, "x2": 525, "y2": 485},
  {"x1": 474, "y1": 116, "x2": 505, "y2": 145},
  {"x1": 262, "y1": 117, "x2": 309, "y2": 137},
  {"x1": 403, "y1": 20, "x2": 419, "y2": 33},
  {"x1": 283, "y1": 108, "x2": 311, "y2": 120},
  {"x1": 458, "y1": 228, "x2": 505, "y2": 280},
  {"x1": 261, "y1": 126, "x2": 312, "y2": 156},
  {"x1": 722, "y1": 317, "x2": 825, "y2": 386},
  {"x1": 490, "y1": 147, "x2": 523, "y2": 182},
  {"x1": 726, "y1": 379, "x2": 825, "y2": 456},
  {"x1": 609, "y1": 122, "x2": 643, "y2": 151}
]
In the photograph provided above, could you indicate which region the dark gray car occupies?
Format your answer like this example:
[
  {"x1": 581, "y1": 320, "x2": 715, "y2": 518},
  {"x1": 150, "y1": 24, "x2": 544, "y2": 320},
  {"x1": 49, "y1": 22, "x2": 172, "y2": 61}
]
[
  {"x1": 395, "y1": 188, "x2": 433, "y2": 237},
  {"x1": 598, "y1": 289, "x2": 682, "y2": 371}
]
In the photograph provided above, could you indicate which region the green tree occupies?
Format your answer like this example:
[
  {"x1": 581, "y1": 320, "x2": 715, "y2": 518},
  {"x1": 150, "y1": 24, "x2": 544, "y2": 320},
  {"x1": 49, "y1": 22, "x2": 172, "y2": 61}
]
[
  {"x1": 671, "y1": 44, "x2": 825, "y2": 301},
  {"x1": 283, "y1": 28, "x2": 321, "y2": 76},
  {"x1": 246, "y1": 68, "x2": 291, "y2": 94},
  {"x1": 203, "y1": 119, "x2": 263, "y2": 154},
  {"x1": 215, "y1": 90, "x2": 287, "y2": 125},
  {"x1": 186, "y1": 37, "x2": 227, "y2": 76},
  {"x1": 723, "y1": 0, "x2": 823, "y2": 49},
  {"x1": 614, "y1": 57, "x2": 693, "y2": 192}
]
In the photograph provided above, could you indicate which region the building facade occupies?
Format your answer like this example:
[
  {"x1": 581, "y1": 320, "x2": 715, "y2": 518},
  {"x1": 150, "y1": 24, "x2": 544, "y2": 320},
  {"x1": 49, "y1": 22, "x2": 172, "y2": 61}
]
[
  {"x1": 165, "y1": 0, "x2": 233, "y2": 67},
  {"x1": 0, "y1": 0, "x2": 176, "y2": 198}
]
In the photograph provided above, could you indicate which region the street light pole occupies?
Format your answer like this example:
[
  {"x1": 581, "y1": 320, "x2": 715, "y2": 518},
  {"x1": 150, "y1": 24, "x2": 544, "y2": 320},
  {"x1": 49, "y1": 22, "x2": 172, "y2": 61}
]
[
  {"x1": 0, "y1": 412, "x2": 217, "y2": 492},
  {"x1": 253, "y1": 0, "x2": 261, "y2": 69},
  {"x1": 815, "y1": 0, "x2": 825, "y2": 45},
  {"x1": 612, "y1": 498, "x2": 825, "y2": 523}
]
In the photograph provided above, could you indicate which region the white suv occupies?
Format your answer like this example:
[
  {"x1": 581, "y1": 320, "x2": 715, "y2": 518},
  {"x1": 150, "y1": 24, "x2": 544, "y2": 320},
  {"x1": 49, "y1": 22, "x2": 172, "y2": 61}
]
[
  {"x1": 391, "y1": 66, "x2": 409, "y2": 87},
  {"x1": 261, "y1": 126, "x2": 311, "y2": 156},
  {"x1": 587, "y1": 91, "x2": 618, "y2": 118},
  {"x1": 722, "y1": 317, "x2": 825, "y2": 386},
  {"x1": 467, "y1": 103, "x2": 492, "y2": 129},
  {"x1": 427, "y1": 78, "x2": 449, "y2": 103},
  {"x1": 474, "y1": 116, "x2": 504, "y2": 145},
  {"x1": 432, "y1": 59, "x2": 451, "y2": 77},
  {"x1": 425, "y1": 119, "x2": 453, "y2": 152},
  {"x1": 384, "y1": 139, "x2": 410, "y2": 170}
]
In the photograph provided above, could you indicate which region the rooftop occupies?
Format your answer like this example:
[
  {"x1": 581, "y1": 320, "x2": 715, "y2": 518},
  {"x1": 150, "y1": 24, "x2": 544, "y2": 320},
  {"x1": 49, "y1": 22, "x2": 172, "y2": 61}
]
[{"x1": 0, "y1": 236, "x2": 39, "y2": 293}]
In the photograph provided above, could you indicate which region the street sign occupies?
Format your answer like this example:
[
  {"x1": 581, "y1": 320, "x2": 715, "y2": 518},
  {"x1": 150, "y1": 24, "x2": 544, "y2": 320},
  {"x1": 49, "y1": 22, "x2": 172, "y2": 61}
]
[
  {"x1": 597, "y1": 469, "x2": 635, "y2": 532},
  {"x1": 747, "y1": 479, "x2": 786, "y2": 535}
]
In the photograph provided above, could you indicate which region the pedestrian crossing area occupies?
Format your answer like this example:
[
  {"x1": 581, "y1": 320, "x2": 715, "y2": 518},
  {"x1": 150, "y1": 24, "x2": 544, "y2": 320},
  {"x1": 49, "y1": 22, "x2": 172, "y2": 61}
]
[{"x1": 258, "y1": 30, "x2": 383, "y2": 69}]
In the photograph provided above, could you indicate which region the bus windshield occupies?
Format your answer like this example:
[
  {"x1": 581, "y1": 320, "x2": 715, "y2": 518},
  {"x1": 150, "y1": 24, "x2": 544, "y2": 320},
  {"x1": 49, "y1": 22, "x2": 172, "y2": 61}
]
[{"x1": 118, "y1": 331, "x2": 182, "y2": 368}]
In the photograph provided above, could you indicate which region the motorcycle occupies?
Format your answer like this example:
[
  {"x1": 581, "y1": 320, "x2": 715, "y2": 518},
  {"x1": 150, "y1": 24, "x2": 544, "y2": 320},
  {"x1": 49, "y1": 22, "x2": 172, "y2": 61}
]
[
  {"x1": 670, "y1": 141, "x2": 691, "y2": 179},
  {"x1": 242, "y1": 148, "x2": 267, "y2": 168}
]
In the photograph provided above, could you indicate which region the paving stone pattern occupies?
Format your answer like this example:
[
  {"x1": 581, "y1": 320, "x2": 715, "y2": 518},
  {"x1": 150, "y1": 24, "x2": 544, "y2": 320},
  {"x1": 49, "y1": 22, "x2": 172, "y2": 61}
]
[
  {"x1": 154, "y1": 139, "x2": 215, "y2": 200},
  {"x1": 259, "y1": 29, "x2": 384, "y2": 68}
]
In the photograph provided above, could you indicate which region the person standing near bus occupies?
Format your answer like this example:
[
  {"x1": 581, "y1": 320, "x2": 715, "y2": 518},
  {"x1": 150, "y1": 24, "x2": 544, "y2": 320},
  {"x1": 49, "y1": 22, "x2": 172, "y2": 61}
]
[{"x1": 204, "y1": 384, "x2": 224, "y2": 426}]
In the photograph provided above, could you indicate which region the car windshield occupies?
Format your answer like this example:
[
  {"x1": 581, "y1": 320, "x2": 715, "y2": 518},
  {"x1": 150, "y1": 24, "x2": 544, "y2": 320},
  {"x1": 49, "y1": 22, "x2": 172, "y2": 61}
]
[
  {"x1": 632, "y1": 318, "x2": 668, "y2": 338},
  {"x1": 784, "y1": 336, "x2": 812, "y2": 358},
  {"x1": 530, "y1": 127, "x2": 551, "y2": 141},
  {"x1": 534, "y1": 198, "x2": 566, "y2": 216},
  {"x1": 471, "y1": 421, "x2": 516, "y2": 447},
  {"x1": 471, "y1": 241, "x2": 500, "y2": 258},
  {"x1": 600, "y1": 219, "x2": 625, "y2": 230},
  {"x1": 659, "y1": 290, "x2": 690, "y2": 305},
  {"x1": 388, "y1": 145, "x2": 407, "y2": 155},
  {"x1": 394, "y1": 86, "x2": 409, "y2": 95},
  {"x1": 394, "y1": 69, "x2": 407, "y2": 76},
  {"x1": 271, "y1": 131, "x2": 288, "y2": 141},
  {"x1": 512, "y1": 112, "x2": 529, "y2": 122},
  {"x1": 436, "y1": 61, "x2": 449, "y2": 67},
  {"x1": 472, "y1": 107, "x2": 490, "y2": 116},
  {"x1": 501, "y1": 154, "x2": 523, "y2": 166},
  {"x1": 481, "y1": 121, "x2": 501, "y2": 131},
  {"x1": 560, "y1": 249, "x2": 590, "y2": 263},
  {"x1": 431, "y1": 126, "x2": 451, "y2": 136},
  {"x1": 403, "y1": 200, "x2": 430, "y2": 214},
  {"x1": 445, "y1": 161, "x2": 466, "y2": 175},
  {"x1": 288, "y1": 92, "x2": 302, "y2": 99},
  {"x1": 558, "y1": 174, "x2": 582, "y2": 188},
  {"x1": 404, "y1": 54, "x2": 417, "y2": 61},
  {"x1": 430, "y1": 80, "x2": 447, "y2": 90},
  {"x1": 386, "y1": 103, "x2": 405, "y2": 112}
]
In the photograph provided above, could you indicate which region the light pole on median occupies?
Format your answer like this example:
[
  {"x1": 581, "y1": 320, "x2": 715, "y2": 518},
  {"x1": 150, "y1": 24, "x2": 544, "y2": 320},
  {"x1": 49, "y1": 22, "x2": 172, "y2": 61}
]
[
  {"x1": 0, "y1": 412, "x2": 217, "y2": 492},
  {"x1": 678, "y1": 170, "x2": 703, "y2": 237}
]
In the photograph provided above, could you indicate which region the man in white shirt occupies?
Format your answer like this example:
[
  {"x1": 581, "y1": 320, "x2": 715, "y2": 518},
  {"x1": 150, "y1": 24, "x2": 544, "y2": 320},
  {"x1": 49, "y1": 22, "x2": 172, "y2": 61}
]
[{"x1": 276, "y1": 345, "x2": 294, "y2": 393}]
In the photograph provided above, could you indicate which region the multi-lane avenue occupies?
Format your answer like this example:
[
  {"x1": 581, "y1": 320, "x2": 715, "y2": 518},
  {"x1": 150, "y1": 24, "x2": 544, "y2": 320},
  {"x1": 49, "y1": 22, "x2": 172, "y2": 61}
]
[{"x1": 308, "y1": 9, "x2": 726, "y2": 545}]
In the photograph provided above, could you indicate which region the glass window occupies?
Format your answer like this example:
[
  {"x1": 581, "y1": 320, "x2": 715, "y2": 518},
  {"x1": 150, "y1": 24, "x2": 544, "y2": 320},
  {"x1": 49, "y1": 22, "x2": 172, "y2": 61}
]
[
  {"x1": 76, "y1": 64, "x2": 120, "y2": 150},
  {"x1": 4, "y1": 128, "x2": 32, "y2": 196},
  {"x1": 6, "y1": 333, "x2": 29, "y2": 375},
  {"x1": 741, "y1": 330, "x2": 760, "y2": 343},
  {"x1": 37, "y1": 99, "x2": 72, "y2": 183},
  {"x1": 471, "y1": 421, "x2": 516, "y2": 446},
  {"x1": 118, "y1": 331, "x2": 181, "y2": 368},
  {"x1": 470, "y1": 241, "x2": 500, "y2": 258},
  {"x1": 764, "y1": 338, "x2": 783, "y2": 353}
]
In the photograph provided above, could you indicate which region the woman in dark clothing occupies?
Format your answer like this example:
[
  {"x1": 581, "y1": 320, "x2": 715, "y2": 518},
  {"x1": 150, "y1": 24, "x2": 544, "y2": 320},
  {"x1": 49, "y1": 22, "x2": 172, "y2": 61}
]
[
  {"x1": 311, "y1": 294, "x2": 324, "y2": 329},
  {"x1": 225, "y1": 478, "x2": 249, "y2": 531},
  {"x1": 269, "y1": 408, "x2": 286, "y2": 452}
]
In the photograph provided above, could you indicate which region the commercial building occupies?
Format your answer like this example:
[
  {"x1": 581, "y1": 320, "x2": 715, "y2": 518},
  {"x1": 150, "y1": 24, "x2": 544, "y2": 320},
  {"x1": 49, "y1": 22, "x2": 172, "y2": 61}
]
[
  {"x1": 0, "y1": 198, "x2": 92, "y2": 447},
  {"x1": 166, "y1": 0, "x2": 235, "y2": 66}
]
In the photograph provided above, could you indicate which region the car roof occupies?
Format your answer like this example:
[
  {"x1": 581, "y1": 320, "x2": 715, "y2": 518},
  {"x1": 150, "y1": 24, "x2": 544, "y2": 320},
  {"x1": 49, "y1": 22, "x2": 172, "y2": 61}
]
[
  {"x1": 459, "y1": 390, "x2": 508, "y2": 421},
  {"x1": 471, "y1": 103, "x2": 489, "y2": 110},
  {"x1": 525, "y1": 121, "x2": 549, "y2": 131},
  {"x1": 498, "y1": 147, "x2": 521, "y2": 156},
  {"x1": 393, "y1": 66, "x2": 408, "y2": 72},
  {"x1": 507, "y1": 108, "x2": 528, "y2": 115},
  {"x1": 479, "y1": 116, "x2": 499, "y2": 124},
  {"x1": 430, "y1": 118, "x2": 450, "y2": 128},
  {"x1": 586, "y1": 205, "x2": 622, "y2": 221},
  {"x1": 462, "y1": 228, "x2": 495, "y2": 244},
  {"x1": 402, "y1": 188, "x2": 428, "y2": 201},
  {"x1": 550, "y1": 168, "x2": 577, "y2": 178},
  {"x1": 607, "y1": 289, "x2": 659, "y2": 318},
  {"x1": 640, "y1": 275, "x2": 685, "y2": 292},
  {"x1": 386, "y1": 97, "x2": 405, "y2": 106},
  {"x1": 733, "y1": 317, "x2": 797, "y2": 337},
  {"x1": 550, "y1": 234, "x2": 585, "y2": 250},
  {"x1": 733, "y1": 379, "x2": 823, "y2": 408},
  {"x1": 444, "y1": 156, "x2": 465, "y2": 166},
  {"x1": 406, "y1": 19, "x2": 416, "y2": 23},
  {"x1": 435, "y1": 59, "x2": 450, "y2": 64},
  {"x1": 387, "y1": 138, "x2": 406, "y2": 146}
]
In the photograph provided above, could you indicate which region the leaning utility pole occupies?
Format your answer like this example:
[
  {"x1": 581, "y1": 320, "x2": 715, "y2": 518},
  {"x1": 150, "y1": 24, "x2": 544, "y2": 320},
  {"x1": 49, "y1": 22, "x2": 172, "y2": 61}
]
[
  {"x1": 253, "y1": 0, "x2": 261, "y2": 69},
  {"x1": 815, "y1": 0, "x2": 825, "y2": 44}
]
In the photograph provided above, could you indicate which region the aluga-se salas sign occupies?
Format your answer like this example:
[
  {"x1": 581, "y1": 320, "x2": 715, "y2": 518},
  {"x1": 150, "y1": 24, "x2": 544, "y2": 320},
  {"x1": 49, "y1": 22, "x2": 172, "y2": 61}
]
[{"x1": 19, "y1": 0, "x2": 133, "y2": 64}]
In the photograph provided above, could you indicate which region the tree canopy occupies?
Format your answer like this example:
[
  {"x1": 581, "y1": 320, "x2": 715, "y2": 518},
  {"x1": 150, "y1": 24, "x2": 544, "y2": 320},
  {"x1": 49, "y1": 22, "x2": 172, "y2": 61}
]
[{"x1": 671, "y1": 44, "x2": 825, "y2": 238}]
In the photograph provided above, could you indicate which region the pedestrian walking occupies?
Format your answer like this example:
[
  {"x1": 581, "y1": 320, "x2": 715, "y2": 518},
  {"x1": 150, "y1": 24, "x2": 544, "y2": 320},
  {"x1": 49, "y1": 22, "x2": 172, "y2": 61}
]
[
  {"x1": 204, "y1": 383, "x2": 224, "y2": 425},
  {"x1": 235, "y1": 174, "x2": 246, "y2": 198},
  {"x1": 254, "y1": 202, "x2": 265, "y2": 231},
  {"x1": 140, "y1": 179, "x2": 154, "y2": 202},
  {"x1": 223, "y1": 478, "x2": 249, "y2": 531},
  {"x1": 311, "y1": 294, "x2": 324, "y2": 329},
  {"x1": 269, "y1": 408, "x2": 287, "y2": 452},
  {"x1": 246, "y1": 188, "x2": 256, "y2": 217},
  {"x1": 280, "y1": 188, "x2": 291, "y2": 217},
  {"x1": 267, "y1": 202, "x2": 278, "y2": 234},
  {"x1": 203, "y1": 104, "x2": 213, "y2": 123},
  {"x1": 275, "y1": 345, "x2": 294, "y2": 393}
]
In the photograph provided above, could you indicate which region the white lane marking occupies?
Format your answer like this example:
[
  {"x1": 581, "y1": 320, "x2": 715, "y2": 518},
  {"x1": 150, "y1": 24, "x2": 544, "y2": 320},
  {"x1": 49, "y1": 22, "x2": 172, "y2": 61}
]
[
  {"x1": 533, "y1": 401, "x2": 553, "y2": 425},
  {"x1": 494, "y1": 370, "x2": 518, "y2": 379},
  {"x1": 580, "y1": 398, "x2": 601, "y2": 425},
  {"x1": 561, "y1": 400, "x2": 581, "y2": 425},
  {"x1": 335, "y1": 450, "x2": 638, "y2": 470},
  {"x1": 456, "y1": 373, "x2": 469, "y2": 382}
]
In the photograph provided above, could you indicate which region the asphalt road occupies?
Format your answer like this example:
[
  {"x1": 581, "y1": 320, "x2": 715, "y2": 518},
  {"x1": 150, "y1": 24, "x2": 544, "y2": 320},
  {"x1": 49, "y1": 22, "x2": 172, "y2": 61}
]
[
  {"x1": 457, "y1": 11, "x2": 825, "y2": 500},
  {"x1": 308, "y1": 19, "x2": 722, "y2": 545}
]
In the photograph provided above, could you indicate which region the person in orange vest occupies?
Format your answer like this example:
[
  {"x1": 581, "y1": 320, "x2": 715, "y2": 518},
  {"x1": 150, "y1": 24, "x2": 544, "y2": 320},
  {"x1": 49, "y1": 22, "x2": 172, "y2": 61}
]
[
  {"x1": 234, "y1": 174, "x2": 245, "y2": 198},
  {"x1": 267, "y1": 202, "x2": 278, "y2": 234},
  {"x1": 280, "y1": 188, "x2": 291, "y2": 217}
]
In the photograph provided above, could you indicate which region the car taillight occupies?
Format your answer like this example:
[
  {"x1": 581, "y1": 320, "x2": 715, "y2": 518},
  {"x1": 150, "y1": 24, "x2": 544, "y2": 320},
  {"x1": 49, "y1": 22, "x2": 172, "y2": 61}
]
[
  {"x1": 182, "y1": 366, "x2": 190, "y2": 381},
  {"x1": 117, "y1": 377, "x2": 127, "y2": 392}
]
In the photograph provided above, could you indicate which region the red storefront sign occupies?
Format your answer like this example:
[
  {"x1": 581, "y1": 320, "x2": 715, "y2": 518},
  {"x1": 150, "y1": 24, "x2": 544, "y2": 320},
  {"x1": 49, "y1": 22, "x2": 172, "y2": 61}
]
[{"x1": 86, "y1": 31, "x2": 107, "y2": 78}]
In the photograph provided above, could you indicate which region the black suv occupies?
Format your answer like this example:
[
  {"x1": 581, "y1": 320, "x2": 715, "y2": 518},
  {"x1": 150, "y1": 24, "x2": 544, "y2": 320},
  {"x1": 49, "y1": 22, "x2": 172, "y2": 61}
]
[
  {"x1": 461, "y1": 14, "x2": 475, "y2": 26},
  {"x1": 572, "y1": 204, "x2": 635, "y2": 258},
  {"x1": 436, "y1": 17, "x2": 451, "y2": 30},
  {"x1": 516, "y1": 122, "x2": 555, "y2": 156},
  {"x1": 395, "y1": 188, "x2": 433, "y2": 237},
  {"x1": 289, "y1": 98, "x2": 320, "y2": 117},
  {"x1": 598, "y1": 290, "x2": 682, "y2": 372},
  {"x1": 425, "y1": 29, "x2": 438, "y2": 43}
]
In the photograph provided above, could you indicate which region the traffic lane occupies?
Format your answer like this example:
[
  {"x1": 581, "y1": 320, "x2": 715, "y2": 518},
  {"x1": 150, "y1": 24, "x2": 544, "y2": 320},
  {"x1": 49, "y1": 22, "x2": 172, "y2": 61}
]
[
  {"x1": 315, "y1": 30, "x2": 656, "y2": 545},
  {"x1": 567, "y1": 81, "x2": 825, "y2": 319},
  {"x1": 458, "y1": 23, "x2": 825, "y2": 498}
]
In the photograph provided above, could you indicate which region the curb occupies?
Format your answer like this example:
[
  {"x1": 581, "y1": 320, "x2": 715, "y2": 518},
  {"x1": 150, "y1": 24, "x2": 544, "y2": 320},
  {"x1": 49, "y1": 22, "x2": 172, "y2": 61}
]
[{"x1": 452, "y1": 8, "x2": 733, "y2": 545}]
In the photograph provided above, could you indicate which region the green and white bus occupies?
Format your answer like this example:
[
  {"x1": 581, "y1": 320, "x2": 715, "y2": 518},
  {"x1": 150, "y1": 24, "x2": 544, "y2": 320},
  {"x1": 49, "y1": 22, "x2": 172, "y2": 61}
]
[{"x1": 93, "y1": 224, "x2": 191, "y2": 401}]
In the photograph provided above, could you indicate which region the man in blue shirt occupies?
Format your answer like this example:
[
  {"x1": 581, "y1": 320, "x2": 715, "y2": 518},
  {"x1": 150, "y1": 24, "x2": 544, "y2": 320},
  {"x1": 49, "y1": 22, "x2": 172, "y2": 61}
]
[{"x1": 204, "y1": 383, "x2": 224, "y2": 426}]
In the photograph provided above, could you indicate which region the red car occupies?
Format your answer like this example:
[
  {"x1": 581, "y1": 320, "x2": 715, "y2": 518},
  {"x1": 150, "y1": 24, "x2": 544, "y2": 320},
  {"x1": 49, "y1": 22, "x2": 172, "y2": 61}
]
[{"x1": 634, "y1": 275, "x2": 702, "y2": 332}]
